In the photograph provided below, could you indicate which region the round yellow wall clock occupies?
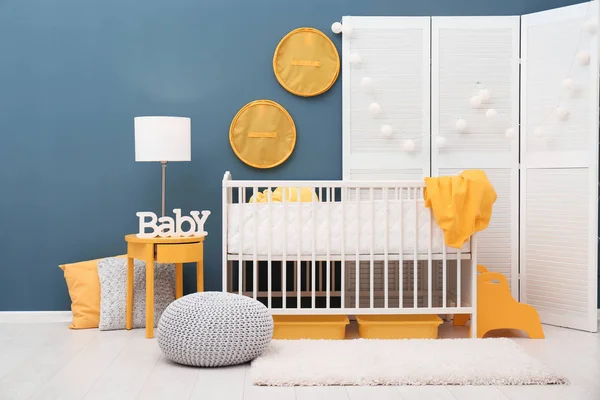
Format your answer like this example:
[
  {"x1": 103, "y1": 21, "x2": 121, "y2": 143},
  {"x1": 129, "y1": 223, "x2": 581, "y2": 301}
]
[
  {"x1": 229, "y1": 100, "x2": 296, "y2": 169},
  {"x1": 273, "y1": 27, "x2": 340, "y2": 97}
]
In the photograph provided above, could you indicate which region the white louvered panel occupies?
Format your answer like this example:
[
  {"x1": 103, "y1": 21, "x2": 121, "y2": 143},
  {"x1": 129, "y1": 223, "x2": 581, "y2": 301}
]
[
  {"x1": 431, "y1": 16, "x2": 520, "y2": 168},
  {"x1": 520, "y1": 2, "x2": 598, "y2": 332},
  {"x1": 432, "y1": 17, "x2": 520, "y2": 298},
  {"x1": 439, "y1": 168, "x2": 517, "y2": 295},
  {"x1": 342, "y1": 16, "x2": 430, "y2": 180},
  {"x1": 522, "y1": 169, "x2": 591, "y2": 319}
]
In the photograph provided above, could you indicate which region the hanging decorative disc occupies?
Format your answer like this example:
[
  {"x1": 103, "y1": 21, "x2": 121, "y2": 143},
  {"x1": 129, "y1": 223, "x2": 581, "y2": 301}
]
[
  {"x1": 229, "y1": 100, "x2": 296, "y2": 169},
  {"x1": 273, "y1": 27, "x2": 340, "y2": 97}
]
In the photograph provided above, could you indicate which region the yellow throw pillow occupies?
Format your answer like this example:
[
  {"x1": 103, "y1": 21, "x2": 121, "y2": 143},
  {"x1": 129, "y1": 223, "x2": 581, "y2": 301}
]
[{"x1": 59, "y1": 255, "x2": 125, "y2": 329}]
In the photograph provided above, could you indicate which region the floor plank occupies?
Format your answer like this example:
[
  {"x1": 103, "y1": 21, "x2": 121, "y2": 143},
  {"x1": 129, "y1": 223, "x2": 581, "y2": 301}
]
[
  {"x1": 135, "y1": 355, "x2": 199, "y2": 400},
  {"x1": 496, "y1": 385, "x2": 565, "y2": 400},
  {"x1": 295, "y1": 386, "x2": 350, "y2": 400},
  {"x1": 189, "y1": 364, "x2": 246, "y2": 400},
  {"x1": 29, "y1": 330, "x2": 131, "y2": 400},
  {"x1": 345, "y1": 386, "x2": 403, "y2": 400},
  {"x1": 395, "y1": 386, "x2": 457, "y2": 400},
  {"x1": 82, "y1": 329, "x2": 161, "y2": 400},
  {"x1": 448, "y1": 386, "x2": 510, "y2": 400},
  {"x1": 0, "y1": 327, "x2": 98, "y2": 400}
]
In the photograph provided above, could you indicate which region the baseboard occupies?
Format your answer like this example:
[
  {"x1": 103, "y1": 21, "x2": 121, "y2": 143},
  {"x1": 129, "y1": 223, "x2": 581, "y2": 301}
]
[{"x1": 0, "y1": 311, "x2": 72, "y2": 323}]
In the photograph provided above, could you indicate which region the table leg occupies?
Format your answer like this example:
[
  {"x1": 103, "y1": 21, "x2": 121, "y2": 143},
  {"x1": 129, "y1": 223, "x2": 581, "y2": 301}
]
[
  {"x1": 175, "y1": 263, "x2": 183, "y2": 299},
  {"x1": 126, "y1": 256, "x2": 134, "y2": 330},
  {"x1": 146, "y1": 246, "x2": 155, "y2": 339},
  {"x1": 197, "y1": 256, "x2": 204, "y2": 292}
]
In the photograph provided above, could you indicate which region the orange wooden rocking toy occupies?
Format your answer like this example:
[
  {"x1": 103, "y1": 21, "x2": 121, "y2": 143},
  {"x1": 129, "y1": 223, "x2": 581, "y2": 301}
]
[{"x1": 454, "y1": 265, "x2": 545, "y2": 339}]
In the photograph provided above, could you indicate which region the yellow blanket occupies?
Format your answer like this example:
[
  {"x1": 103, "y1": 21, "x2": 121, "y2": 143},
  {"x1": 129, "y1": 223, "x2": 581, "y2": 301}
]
[
  {"x1": 424, "y1": 170, "x2": 497, "y2": 249},
  {"x1": 249, "y1": 187, "x2": 318, "y2": 203}
]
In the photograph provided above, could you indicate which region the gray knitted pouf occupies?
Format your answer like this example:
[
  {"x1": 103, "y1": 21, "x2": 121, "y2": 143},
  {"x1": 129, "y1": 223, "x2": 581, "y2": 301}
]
[{"x1": 157, "y1": 292, "x2": 273, "y2": 367}]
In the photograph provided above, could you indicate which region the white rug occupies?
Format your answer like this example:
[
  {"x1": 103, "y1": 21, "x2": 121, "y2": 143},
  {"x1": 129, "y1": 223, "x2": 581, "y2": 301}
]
[{"x1": 250, "y1": 338, "x2": 567, "y2": 386}]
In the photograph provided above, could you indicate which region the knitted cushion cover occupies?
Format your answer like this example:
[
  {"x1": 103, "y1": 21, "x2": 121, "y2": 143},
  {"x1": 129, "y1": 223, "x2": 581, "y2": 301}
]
[
  {"x1": 157, "y1": 292, "x2": 273, "y2": 367},
  {"x1": 97, "y1": 257, "x2": 175, "y2": 331}
]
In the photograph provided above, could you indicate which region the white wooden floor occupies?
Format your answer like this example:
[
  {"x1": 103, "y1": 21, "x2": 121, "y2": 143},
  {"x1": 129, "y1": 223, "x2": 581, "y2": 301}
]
[{"x1": 0, "y1": 320, "x2": 598, "y2": 400}]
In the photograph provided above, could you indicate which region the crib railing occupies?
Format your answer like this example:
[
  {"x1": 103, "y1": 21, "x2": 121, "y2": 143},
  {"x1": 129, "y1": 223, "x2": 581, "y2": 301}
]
[{"x1": 222, "y1": 171, "x2": 477, "y2": 319}]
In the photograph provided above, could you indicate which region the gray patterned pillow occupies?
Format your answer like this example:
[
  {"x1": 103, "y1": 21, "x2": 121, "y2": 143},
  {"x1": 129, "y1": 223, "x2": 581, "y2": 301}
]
[{"x1": 97, "y1": 257, "x2": 175, "y2": 331}]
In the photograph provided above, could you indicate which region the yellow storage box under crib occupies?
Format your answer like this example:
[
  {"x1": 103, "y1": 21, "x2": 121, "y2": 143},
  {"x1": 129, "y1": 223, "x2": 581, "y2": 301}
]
[
  {"x1": 356, "y1": 315, "x2": 443, "y2": 339},
  {"x1": 272, "y1": 315, "x2": 349, "y2": 340}
]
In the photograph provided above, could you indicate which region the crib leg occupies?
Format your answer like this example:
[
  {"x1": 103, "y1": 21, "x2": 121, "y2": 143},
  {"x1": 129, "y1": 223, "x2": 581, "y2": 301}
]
[{"x1": 470, "y1": 311, "x2": 477, "y2": 339}]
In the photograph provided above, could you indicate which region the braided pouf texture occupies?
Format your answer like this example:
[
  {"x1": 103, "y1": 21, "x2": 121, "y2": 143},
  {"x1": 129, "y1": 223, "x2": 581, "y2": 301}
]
[{"x1": 157, "y1": 292, "x2": 273, "y2": 367}]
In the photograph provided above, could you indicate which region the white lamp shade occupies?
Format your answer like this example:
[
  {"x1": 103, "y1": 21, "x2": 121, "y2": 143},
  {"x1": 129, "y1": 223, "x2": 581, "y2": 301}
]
[{"x1": 134, "y1": 116, "x2": 191, "y2": 162}]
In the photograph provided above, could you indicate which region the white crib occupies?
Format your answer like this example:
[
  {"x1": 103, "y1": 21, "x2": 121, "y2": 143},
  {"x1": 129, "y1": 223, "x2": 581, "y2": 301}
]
[{"x1": 222, "y1": 171, "x2": 478, "y2": 337}]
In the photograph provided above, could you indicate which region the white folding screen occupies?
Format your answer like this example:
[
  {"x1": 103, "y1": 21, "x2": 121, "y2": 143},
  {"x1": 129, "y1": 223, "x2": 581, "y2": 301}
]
[
  {"x1": 431, "y1": 17, "x2": 520, "y2": 297},
  {"x1": 341, "y1": 2, "x2": 599, "y2": 332},
  {"x1": 521, "y1": 1, "x2": 598, "y2": 332},
  {"x1": 342, "y1": 16, "x2": 431, "y2": 181}
]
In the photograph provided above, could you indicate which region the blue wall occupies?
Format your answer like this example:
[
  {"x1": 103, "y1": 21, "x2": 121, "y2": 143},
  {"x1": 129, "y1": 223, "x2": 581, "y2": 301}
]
[{"x1": 0, "y1": 0, "x2": 588, "y2": 311}]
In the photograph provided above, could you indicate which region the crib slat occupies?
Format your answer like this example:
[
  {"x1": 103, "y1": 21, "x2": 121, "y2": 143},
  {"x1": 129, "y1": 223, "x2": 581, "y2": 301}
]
[
  {"x1": 282, "y1": 187, "x2": 287, "y2": 309},
  {"x1": 253, "y1": 187, "x2": 258, "y2": 300},
  {"x1": 443, "y1": 242, "x2": 447, "y2": 308},
  {"x1": 399, "y1": 187, "x2": 403, "y2": 309},
  {"x1": 428, "y1": 207, "x2": 432, "y2": 308},
  {"x1": 341, "y1": 187, "x2": 345, "y2": 309},
  {"x1": 239, "y1": 187, "x2": 244, "y2": 295},
  {"x1": 326, "y1": 187, "x2": 331, "y2": 309},
  {"x1": 457, "y1": 251, "x2": 462, "y2": 308},
  {"x1": 370, "y1": 187, "x2": 374, "y2": 309},
  {"x1": 384, "y1": 187, "x2": 389, "y2": 309},
  {"x1": 312, "y1": 186, "x2": 316, "y2": 309},
  {"x1": 222, "y1": 182, "x2": 228, "y2": 292},
  {"x1": 267, "y1": 187, "x2": 272, "y2": 309},
  {"x1": 413, "y1": 188, "x2": 418, "y2": 309},
  {"x1": 297, "y1": 189, "x2": 301, "y2": 308},
  {"x1": 355, "y1": 188, "x2": 360, "y2": 309}
]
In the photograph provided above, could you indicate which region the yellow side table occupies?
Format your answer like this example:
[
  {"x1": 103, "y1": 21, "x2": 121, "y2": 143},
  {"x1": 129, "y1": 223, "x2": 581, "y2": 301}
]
[{"x1": 124, "y1": 234, "x2": 205, "y2": 338}]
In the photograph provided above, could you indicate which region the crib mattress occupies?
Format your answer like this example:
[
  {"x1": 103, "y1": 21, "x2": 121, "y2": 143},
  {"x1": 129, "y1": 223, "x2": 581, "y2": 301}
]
[{"x1": 227, "y1": 201, "x2": 470, "y2": 256}]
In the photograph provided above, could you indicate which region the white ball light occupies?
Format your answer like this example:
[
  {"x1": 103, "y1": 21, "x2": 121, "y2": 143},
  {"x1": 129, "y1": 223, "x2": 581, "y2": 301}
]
[
  {"x1": 577, "y1": 50, "x2": 591, "y2": 66},
  {"x1": 350, "y1": 52, "x2": 362, "y2": 65},
  {"x1": 584, "y1": 19, "x2": 598, "y2": 34},
  {"x1": 556, "y1": 106, "x2": 570, "y2": 121},
  {"x1": 533, "y1": 127, "x2": 544, "y2": 137},
  {"x1": 368, "y1": 102, "x2": 382, "y2": 115},
  {"x1": 342, "y1": 24, "x2": 353, "y2": 35},
  {"x1": 436, "y1": 136, "x2": 447, "y2": 148},
  {"x1": 381, "y1": 124, "x2": 393, "y2": 137},
  {"x1": 479, "y1": 89, "x2": 491, "y2": 102},
  {"x1": 331, "y1": 22, "x2": 343, "y2": 34},
  {"x1": 485, "y1": 108, "x2": 498, "y2": 118},
  {"x1": 470, "y1": 96, "x2": 482, "y2": 108},
  {"x1": 403, "y1": 139, "x2": 415, "y2": 152},
  {"x1": 360, "y1": 76, "x2": 373, "y2": 89},
  {"x1": 562, "y1": 78, "x2": 574, "y2": 90},
  {"x1": 505, "y1": 128, "x2": 516, "y2": 139},
  {"x1": 456, "y1": 119, "x2": 467, "y2": 132}
]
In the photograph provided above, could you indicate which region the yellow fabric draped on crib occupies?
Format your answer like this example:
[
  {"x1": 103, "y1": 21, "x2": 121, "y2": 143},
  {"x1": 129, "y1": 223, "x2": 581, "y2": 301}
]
[{"x1": 424, "y1": 170, "x2": 497, "y2": 249}]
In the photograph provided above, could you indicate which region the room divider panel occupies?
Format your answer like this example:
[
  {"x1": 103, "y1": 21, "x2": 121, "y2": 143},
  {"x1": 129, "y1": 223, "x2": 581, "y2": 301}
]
[{"x1": 342, "y1": 1, "x2": 599, "y2": 332}]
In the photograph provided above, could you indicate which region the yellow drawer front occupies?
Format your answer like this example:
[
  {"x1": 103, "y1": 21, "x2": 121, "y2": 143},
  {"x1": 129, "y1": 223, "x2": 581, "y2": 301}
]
[
  {"x1": 273, "y1": 315, "x2": 349, "y2": 340},
  {"x1": 356, "y1": 315, "x2": 443, "y2": 339},
  {"x1": 156, "y1": 243, "x2": 203, "y2": 263}
]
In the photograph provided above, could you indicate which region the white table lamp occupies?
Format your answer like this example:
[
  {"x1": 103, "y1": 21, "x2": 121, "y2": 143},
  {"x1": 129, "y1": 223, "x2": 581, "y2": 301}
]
[{"x1": 134, "y1": 116, "x2": 191, "y2": 217}]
